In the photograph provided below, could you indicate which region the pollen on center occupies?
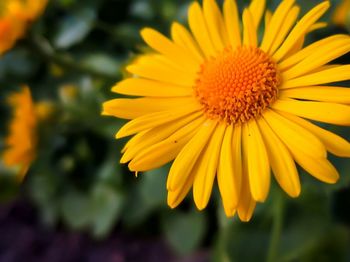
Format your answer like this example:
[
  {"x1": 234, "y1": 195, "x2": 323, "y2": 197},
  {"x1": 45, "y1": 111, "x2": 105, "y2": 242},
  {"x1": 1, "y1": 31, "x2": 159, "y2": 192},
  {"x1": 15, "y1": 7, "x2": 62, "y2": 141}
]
[{"x1": 194, "y1": 46, "x2": 280, "y2": 124}]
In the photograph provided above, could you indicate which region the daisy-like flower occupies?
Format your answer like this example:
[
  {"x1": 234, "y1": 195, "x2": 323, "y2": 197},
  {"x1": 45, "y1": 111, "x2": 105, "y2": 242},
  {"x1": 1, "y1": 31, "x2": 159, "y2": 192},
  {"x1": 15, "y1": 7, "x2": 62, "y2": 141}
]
[
  {"x1": 333, "y1": 0, "x2": 350, "y2": 26},
  {"x1": 3, "y1": 87, "x2": 38, "y2": 181},
  {"x1": 0, "y1": 0, "x2": 48, "y2": 54},
  {"x1": 103, "y1": 0, "x2": 350, "y2": 221}
]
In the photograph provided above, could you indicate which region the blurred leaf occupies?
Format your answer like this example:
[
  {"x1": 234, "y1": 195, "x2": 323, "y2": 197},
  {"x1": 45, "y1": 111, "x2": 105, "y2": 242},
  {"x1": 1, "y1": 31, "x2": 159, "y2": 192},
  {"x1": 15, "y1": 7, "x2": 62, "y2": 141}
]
[
  {"x1": 278, "y1": 223, "x2": 350, "y2": 262},
  {"x1": 130, "y1": 1, "x2": 154, "y2": 20},
  {"x1": 225, "y1": 224, "x2": 270, "y2": 261},
  {"x1": 162, "y1": 210, "x2": 206, "y2": 255},
  {"x1": 0, "y1": 174, "x2": 19, "y2": 203},
  {"x1": 278, "y1": 218, "x2": 328, "y2": 261},
  {"x1": 28, "y1": 172, "x2": 60, "y2": 226},
  {"x1": 81, "y1": 54, "x2": 120, "y2": 77},
  {"x1": 61, "y1": 190, "x2": 92, "y2": 230},
  {"x1": 159, "y1": 0, "x2": 178, "y2": 21},
  {"x1": 139, "y1": 168, "x2": 167, "y2": 208},
  {"x1": 96, "y1": 153, "x2": 123, "y2": 186},
  {"x1": 0, "y1": 49, "x2": 39, "y2": 78},
  {"x1": 54, "y1": 8, "x2": 96, "y2": 49},
  {"x1": 212, "y1": 206, "x2": 236, "y2": 262},
  {"x1": 121, "y1": 167, "x2": 167, "y2": 228},
  {"x1": 57, "y1": 0, "x2": 75, "y2": 8},
  {"x1": 90, "y1": 183, "x2": 124, "y2": 238}
]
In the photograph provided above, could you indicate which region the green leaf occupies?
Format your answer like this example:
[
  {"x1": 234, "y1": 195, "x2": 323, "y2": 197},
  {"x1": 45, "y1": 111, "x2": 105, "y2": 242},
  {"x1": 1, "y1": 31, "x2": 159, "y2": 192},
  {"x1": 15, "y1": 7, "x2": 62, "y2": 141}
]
[
  {"x1": 0, "y1": 174, "x2": 19, "y2": 203},
  {"x1": 60, "y1": 190, "x2": 92, "y2": 230},
  {"x1": 28, "y1": 173, "x2": 60, "y2": 226},
  {"x1": 225, "y1": 223, "x2": 270, "y2": 261},
  {"x1": 278, "y1": 218, "x2": 326, "y2": 261},
  {"x1": 139, "y1": 168, "x2": 167, "y2": 208},
  {"x1": 81, "y1": 54, "x2": 121, "y2": 76},
  {"x1": 162, "y1": 210, "x2": 206, "y2": 255},
  {"x1": 130, "y1": 1, "x2": 154, "y2": 20},
  {"x1": 54, "y1": 8, "x2": 96, "y2": 49},
  {"x1": 121, "y1": 167, "x2": 168, "y2": 228},
  {"x1": 89, "y1": 184, "x2": 124, "y2": 238}
]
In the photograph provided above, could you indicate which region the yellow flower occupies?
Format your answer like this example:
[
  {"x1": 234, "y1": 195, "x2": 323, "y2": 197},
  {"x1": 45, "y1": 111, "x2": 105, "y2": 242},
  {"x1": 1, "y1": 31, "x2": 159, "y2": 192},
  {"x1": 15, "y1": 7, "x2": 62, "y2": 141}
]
[
  {"x1": 103, "y1": 0, "x2": 350, "y2": 221},
  {"x1": 0, "y1": 0, "x2": 48, "y2": 54},
  {"x1": 0, "y1": 15, "x2": 25, "y2": 54},
  {"x1": 333, "y1": 0, "x2": 350, "y2": 26},
  {"x1": 59, "y1": 84, "x2": 79, "y2": 104},
  {"x1": 3, "y1": 87, "x2": 38, "y2": 181},
  {"x1": 7, "y1": 0, "x2": 48, "y2": 22},
  {"x1": 35, "y1": 101, "x2": 55, "y2": 121}
]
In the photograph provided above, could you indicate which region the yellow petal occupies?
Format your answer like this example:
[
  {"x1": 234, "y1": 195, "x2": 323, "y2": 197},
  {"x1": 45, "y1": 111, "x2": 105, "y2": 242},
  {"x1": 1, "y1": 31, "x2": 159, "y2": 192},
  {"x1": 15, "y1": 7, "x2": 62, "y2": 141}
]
[
  {"x1": 249, "y1": 0, "x2": 265, "y2": 28},
  {"x1": 263, "y1": 109, "x2": 327, "y2": 158},
  {"x1": 264, "y1": 9, "x2": 272, "y2": 28},
  {"x1": 193, "y1": 123, "x2": 226, "y2": 210},
  {"x1": 282, "y1": 37, "x2": 350, "y2": 80},
  {"x1": 136, "y1": 53, "x2": 190, "y2": 73},
  {"x1": 280, "y1": 112, "x2": 350, "y2": 157},
  {"x1": 272, "y1": 99, "x2": 350, "y2": 126},
  {"x1": 203, "y1": 0, "x2": 227, "y2": 51},
  {"x1": 280, "y1": 86, "x2": 350, "y2": 104},
  {"x1": 278, "y1": 35, "x2": 349, "y2": 72},
  {"x1": 282, "y1": 22, "x2": 327, "y2": 59},
  {"x1": 260, "y1": 0, "x2": 295, "y2": 53},
  {"x1": 283, "y1": 35, "x2": 305, "y2": 58},
  {"x1": 291, "y1": 151, "x2": 339, "y2": 184},
  {"x1": 218, "y1": 124, "x2": 242, "y2": 217},
  {"x1": 269, "y1": 6, "x2": 300, "y2": 55},
  {"x1": 242, "y1": 9, "x2": 257, "y2": 47},
  {"x1": 273, "y1": 1, "x2": 330, "y2": 62},
  {"x1": 168, "y1": 172, "x2": 195, "y2": 209},
  {"x1": 171, "y1": 22, "x2": 204, "y2": 63},
  {"x1": 237, "y1": 144, "x2": 256, "y2": 222},
  {"x1": 121, "y1": 112, "x2": 202, "y2": 163},
  {"x1": 167, "y1": 120, "x2": 217, "y2": 191},
  {"x1": 309, "y1": 22, "x2": 327, "y2": 32},
  {"x1": 126, "y1": 60, "x2": 196, "y2": 87},
  {"x1": 257, "y1": 118, "x2": 300, "y2": 197},
  {"x1": 223, "y1": 0, "x2": 241, "y2": 48},
  {"x1": 242, "y1": 120, "x2": 270, "y2": 202},
  {"x1": 141, "y1": 28, "x2": 199, "y2": 71},
  {"x1": 116, "y1": 102, "x2": 200, "y2": 138},
  {"x1": 264, "y1": 110, "x2": 338, "y2": 184},
  {"x1": 112, "y1": 78, "x2": 193, "y2": 97},
  {"x1": 188, "y1": 2, "x2": 216, "y2": 58},
  {"x1": 281, "y1": 65, "x2": 350, "y2": 89},
  {"x1": 129, "y1": 116, "x2": 205, "y2": 171},
  {"x1": 121, "y1": 130, "x2": 146, "y2": 155},
  {"x1": 102, "y1": 97, "x2": 195, "y2": 119}
]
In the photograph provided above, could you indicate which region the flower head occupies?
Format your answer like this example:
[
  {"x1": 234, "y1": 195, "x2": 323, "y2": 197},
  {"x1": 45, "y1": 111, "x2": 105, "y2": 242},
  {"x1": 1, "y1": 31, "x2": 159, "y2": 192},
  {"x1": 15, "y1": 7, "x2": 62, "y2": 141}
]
[
  {"x1": 0, "y1": 0, "x2": 48, "y2": 54},
  {"x1": 3, "y1": 87, "x2": 38, "y2": 181},
  {"x1": 104, "y1": 0, "x2": 350, "y2": 221}
]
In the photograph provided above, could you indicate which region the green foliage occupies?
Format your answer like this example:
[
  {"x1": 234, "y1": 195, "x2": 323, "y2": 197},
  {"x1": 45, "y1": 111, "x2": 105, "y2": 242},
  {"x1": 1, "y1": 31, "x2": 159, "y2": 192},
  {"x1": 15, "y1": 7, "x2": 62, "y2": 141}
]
[{"x1": 162, "y1": 209, "x2": 207, "y2": 255}]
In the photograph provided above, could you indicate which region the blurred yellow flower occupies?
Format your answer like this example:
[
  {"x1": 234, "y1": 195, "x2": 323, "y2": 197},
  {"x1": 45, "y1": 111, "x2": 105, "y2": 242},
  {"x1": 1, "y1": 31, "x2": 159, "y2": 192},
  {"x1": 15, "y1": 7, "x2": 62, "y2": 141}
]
[
  {"x1": 59, "y1": 84, "x2": 79, "y2": 104},
  {"x1": 0, "y1": 0, "x2": 48, "y2": 55},
  {"x1": 104, "y1": 0, "x2": 350, "y2": 221},
  {"x1": 3, "y1": 87, "x2": 38, "y2": 181},
  {"x1": 35, "y1": 101, "x2": 56, "y2": 121},
  {"x1": 333, "y1": 0, "x2": 350, "y2": 26}
]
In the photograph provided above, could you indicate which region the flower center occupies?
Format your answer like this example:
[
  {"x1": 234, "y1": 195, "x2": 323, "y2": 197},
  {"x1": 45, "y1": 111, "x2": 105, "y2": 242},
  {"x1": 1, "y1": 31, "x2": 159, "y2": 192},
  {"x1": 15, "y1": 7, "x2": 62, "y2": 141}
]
[{"x1": 194, "y1": 46, "x2": 280, "y2": 124}]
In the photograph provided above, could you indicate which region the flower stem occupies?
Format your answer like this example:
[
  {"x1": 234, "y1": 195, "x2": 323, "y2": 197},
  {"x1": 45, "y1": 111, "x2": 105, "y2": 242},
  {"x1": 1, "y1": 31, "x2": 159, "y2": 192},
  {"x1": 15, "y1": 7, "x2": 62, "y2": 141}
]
[
  {"x1": 267, "y1": 191, "x2": 284, "y2": 262},
  {"x1": 27, "y1": 35, "x2": 119, "y2": 81}
]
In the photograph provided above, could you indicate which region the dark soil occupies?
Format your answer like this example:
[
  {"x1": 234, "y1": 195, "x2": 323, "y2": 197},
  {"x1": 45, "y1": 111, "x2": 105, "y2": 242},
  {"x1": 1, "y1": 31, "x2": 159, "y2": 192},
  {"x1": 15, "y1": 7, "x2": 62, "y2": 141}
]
[{"x1": 0, "y1": 201, "x2": 209, "y2": 262}]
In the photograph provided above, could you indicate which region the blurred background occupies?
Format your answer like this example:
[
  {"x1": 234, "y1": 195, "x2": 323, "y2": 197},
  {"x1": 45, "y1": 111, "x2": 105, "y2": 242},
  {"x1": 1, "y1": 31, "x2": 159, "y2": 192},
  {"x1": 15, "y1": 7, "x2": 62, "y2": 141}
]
[{"x1": 1, "y1": 0, "x2": 350, "y2": 261}]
